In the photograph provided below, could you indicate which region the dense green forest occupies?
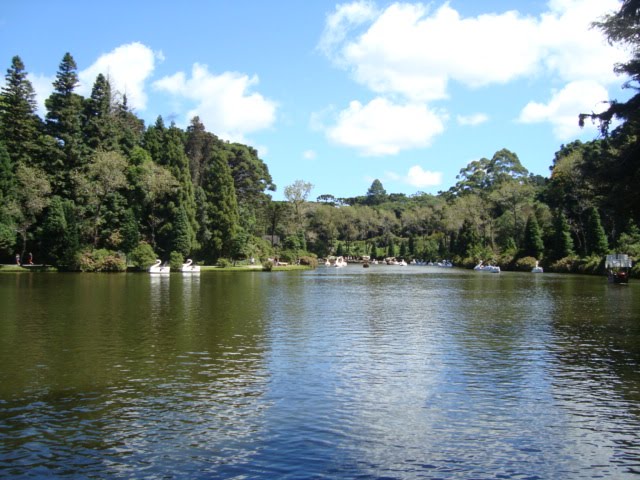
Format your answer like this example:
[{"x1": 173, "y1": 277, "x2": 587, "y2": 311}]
[{"x1": 0, "y1": 0, "x2": 639, "y2": 274}]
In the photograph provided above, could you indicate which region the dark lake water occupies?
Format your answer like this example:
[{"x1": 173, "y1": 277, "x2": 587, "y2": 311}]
[{"x1": 1, "y1": 266, "x2": 640, "y2": 479}]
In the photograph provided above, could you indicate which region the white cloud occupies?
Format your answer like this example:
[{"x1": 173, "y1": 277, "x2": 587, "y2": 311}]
[
  {"x1": 518, "y1": 80, "x2": 609, "y2": 139},
  {"x1": 303, "y1": 150, "x2": 317, "y2": 160},
  {"x1": 384, "y1": 165, "x2": 442, "y2": 188},
  {"x1": 457, "y1": 113, "x2": 488, "y2": 126},
  {"x1": 326, "y1": 97, "x2": 445, "y2": 156},
  {"x1": 320, "y1": 1, "x2": 626, "y2": 102},
  {"x1": 28, "y1": 73, "x2": 54, "y2": 116},
  {"x1": 79, "y1": 42, "x2": 158, "y2": 111},
  {"x1": 318, "y1": 1, "x2": 379, "y2": 59},
  {"x1": 405, "y1": 165, "x2": 442, "y2": 187},
  {"x1": 153, "y1": 63, "x2": 277, "y2": 142},
  {"x1": 539, "y1": 0, "x2": 625, "y2": 84}
]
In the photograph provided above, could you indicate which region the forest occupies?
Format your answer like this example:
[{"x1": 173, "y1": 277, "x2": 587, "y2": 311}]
[{"x1": 0, "y1": 0, "x2": 638, "y2": 274}]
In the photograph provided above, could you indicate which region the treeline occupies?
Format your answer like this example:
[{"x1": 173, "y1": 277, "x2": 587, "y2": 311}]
[
  {"x1": 0, "y1": 53, "x2": 276, "y2": 270},
  {"x1": 293, "y1": 142, "x2": 639, "y2": 275}
]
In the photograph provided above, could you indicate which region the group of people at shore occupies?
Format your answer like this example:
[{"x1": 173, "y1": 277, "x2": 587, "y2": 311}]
[{"x1": 15, "y1": 252, "x2": 33, "y2": 266}]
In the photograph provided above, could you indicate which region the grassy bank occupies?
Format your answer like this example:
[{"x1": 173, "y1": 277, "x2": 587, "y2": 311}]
[{"x1": 0, "y1": 264, "x2": 58, "y2": 272}]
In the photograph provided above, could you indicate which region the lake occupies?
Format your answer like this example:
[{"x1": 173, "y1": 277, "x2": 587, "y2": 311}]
[{"x1": 1, "y1": 266, "x2": 639, "y2": 479}]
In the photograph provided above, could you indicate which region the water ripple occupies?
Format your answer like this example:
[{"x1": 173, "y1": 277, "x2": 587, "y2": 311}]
[{"x1": 1, "y1": 269, "x2": 640, "y2": 478}]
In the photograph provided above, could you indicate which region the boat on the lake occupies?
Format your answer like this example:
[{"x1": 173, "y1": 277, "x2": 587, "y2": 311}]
[
  {"x1": 532, "y1": 261, "x2": 543, "y2": 273},
  {"x1": 334, "y1": 256, "x2": 347, "y2": 268},
  {"x1": 474, "y1": 261, "x2": 500, "y2": 273},
  {"x1": 149, "y1": 259, "x2": 170, "y2": 274},
  {"x1": 181, "y1": 259, "x2": 200, "y2": 273},
  {"x1": 605, "y1": 254, "x2": 632, "y2": 284}
]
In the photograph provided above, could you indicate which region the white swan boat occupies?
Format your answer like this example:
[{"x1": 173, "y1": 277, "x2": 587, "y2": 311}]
[
  {"x1": 181, "y1": 259, "x2": 201, "y2": 273},
  {"x1": 149, "y1": 259, "x2": 170, "y2": 274},
  {"x1": 531, "y1": 261, "x2": 543, "y2": 273},
  {"x1": 334, "y1": 256, "x2": 347, "y2": 267},
  {"x1": 474, "y1": 261, "x2": 500, "y2": 273}
]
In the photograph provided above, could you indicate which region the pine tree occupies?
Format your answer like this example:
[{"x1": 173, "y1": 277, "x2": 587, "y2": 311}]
[
  {"x1": 202, "y1": 151, "x2": 239, "y2": 261},
  {"x1": 83, "y1": 73, "x2": 117, "y2": 152},
  {"x1": 550, "y1": 211, "x2": 574, "y2": 260},
  {"x1": 522, "y1": 214, "x2": 544, "y2": 259},
  {"x1": 119, "y1": 208, "x2": 140, "y2": 254},
  {"x1": 171, "y1": 206, "x2": 193, "y2": 257},
  {"x1": 585, "y1": 207, "x2": 609, "y2": 256},
  {"x1": 0, "y1": 56, "x2": 42, "y2": 167},
  {"x1": 142, "y1": 116, "x2": 165, "y2": 163},
  {"x1": 45, "y1": 53, "x2": 87, "y2": 196},
  {"x1": 366, "y1": 179, "x2": 387, "y2": 205},
  {"x1": 387, "y1": 239, "x2": 395, "y2": 258},
  {"x1": 185, "y1": 116, "x2": 215, "y2": 188},
  {"x1": 161, "y1": 124, "x2": 197, "y2": 254},
  {"x1": 40, "y1": 196, "x2": 68, "y2": 266},
  {"x1": 0, "y1": 141, "x2": 14, "y2": 203},
  {"x1": 114, "y1": 94, "x2": 144, "y2": 156}
]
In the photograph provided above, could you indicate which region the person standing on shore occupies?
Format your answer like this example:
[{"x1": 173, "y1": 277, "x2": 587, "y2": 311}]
[{"x1": 15, "y1": 253, "x2": 20, "y2": 265}]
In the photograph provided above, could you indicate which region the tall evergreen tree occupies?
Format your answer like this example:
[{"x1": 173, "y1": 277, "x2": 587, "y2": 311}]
[
  {"x1": 585, "y1": 207, "x2": 609, "y2": 256},
  {"x1": 158, "y1": 123, "x2": 197, "y2": 254},
  {"x1": 366, "y1": 179, "x2": 387, "y2": 205},
  {"x1": 0, "y1": 141, "x2": 14, "y2": 203},
  {"x1": 83, "y1": 73, "x2": 117, "y2": 152},
  {"x1": 550, "y1": 211, "x2": 575, "y2": 260},
  {"x1": 522, "y1": 214, "x2": 545, "y2": 259},
  {"x1": 114, "y1": 94, "x2": 144, "y2": 156},
  {"x1": 119, "y1": 208, "x2": 140, "y2": 254},
  {"x1": 202, "y1": 151, "x2": 239, "y2": 261},
  {"x1": 185, "y1": 116, "x2": 215, "y2": 188},
  {"x1": 226, "y1": 143, "x2": 275, "y2": 212},
  {"x1": 0, "y1": 56, "x2": 42, "y2": 167},
  {"x1": 142, "y1": 116, "x2": 166, "y2": 163},
  {"x1": 39, "y1": 196, "x2": 67, "y2": 263},
  {"x1": 45, "y1": 53, "x2": 87, "y2": 196},
  {"x1": 171, "y1": 206, "x2": 194, "y2": 257},
  {"x1": 0, "y1": 141, "x2": 15, "y2": 255}
]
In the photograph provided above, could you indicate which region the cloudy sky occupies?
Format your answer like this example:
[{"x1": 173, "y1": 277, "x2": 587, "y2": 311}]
[{"x1": 0, "y1": 0, "x2": 630, "y2": 200}]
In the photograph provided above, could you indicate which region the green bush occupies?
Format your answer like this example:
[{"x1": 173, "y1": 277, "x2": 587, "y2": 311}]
[
  {"x1": 170, "y1": 251, "x2": 184, "y2": 271},
  {"x1": 217, "y1": 258, "x2": 231, "y2": 268},
  {"x1": 299, "y1": 256, "x2": 318, "y2": 268},
  {"x1": 74, "y1": 249, "x2": 127, "y2": 272},
  {"x1": 129, "y1": 241, "x2": 157, "y2": 270},
  {"x1": 262, "y1": 260, "x2": 273, "y2": 271},
  {"x1": 630, "y1": 263, "x2": 640, "y2": 279},
  {"x1": 548, "y1": 256, "x2": 577, "y2": 273},
  {"x1": 575, "y1": 255, "x2": 604, "y2": 275},
  {"x1": 514, "y1": 256, "x2": 538, "y2": 272}
]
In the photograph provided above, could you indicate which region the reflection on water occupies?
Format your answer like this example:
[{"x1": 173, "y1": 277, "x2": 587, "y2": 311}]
[{"x1": 1, "y1": 267, "x2": 640, "y2": 478}]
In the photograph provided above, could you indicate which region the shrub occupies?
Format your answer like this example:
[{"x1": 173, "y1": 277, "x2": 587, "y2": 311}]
[
  {"x1": 278, "y1": 249, "x2": 296, "y2": 263},
  {"x1": 576, "y1": 255, "x2": 604, "y2": 275},
  {"x1": 299, "y1": 256, "x2": 318, "y2": 268},
  {"x1": 170, "y1": 251, "x2": 184, "y2": 271},
  {"x1": 74, "y1": 249, "x2": 127, "y2": 272},
  {"x1": 217, "y1": 258, "x2": 231, "y2": 268},
  {"x1": 129, "y1": 241, "x2": 157, "y2": 270},
  {"x1": 262, "y1": 260, "x2": 273, "y2": 271},
  {"x1": 514, "y1": 256, "x2": 538, "y2": 272},
  {"x1": 548, "y1": 256, "x2": 578, "y2": 273}
]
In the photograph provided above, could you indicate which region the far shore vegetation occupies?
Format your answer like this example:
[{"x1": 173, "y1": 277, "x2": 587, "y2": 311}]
[{"x1": 0, "y1": 2, "x2": 639, "y2": 277}]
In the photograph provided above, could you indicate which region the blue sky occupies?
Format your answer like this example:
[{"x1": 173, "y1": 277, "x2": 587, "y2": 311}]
[{"x1": 0, "y1": 0, "x2": 630, "y2": 200}]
